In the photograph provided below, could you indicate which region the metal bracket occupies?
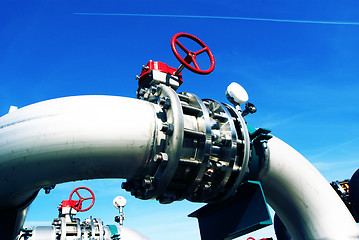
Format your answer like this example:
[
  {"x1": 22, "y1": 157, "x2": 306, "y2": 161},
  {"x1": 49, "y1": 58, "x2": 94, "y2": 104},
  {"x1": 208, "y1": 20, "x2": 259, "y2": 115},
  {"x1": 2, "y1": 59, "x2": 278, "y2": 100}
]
[{"x1": 189, "y1": 181, "x2": 272, "y2": 240}]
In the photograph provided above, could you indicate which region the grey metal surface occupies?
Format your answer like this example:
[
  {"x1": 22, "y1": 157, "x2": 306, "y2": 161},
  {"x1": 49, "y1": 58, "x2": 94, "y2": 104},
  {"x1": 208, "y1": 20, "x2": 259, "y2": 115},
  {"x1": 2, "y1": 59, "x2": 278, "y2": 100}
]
[
  {"x1": 21, "y1": 223, "x2": 150, "y2": 240},
  {"x1": 261, "y1": 137, "x2": 359, "y2": 239},
  {"x1": 125, "y1": 84, "x2": 250, "y2": 203},
  {"x1": 28, "y1": 226, "x2": 56, "y2": 240},
  {"x1": 0, "y1": 95, "x2": 160, "y2": 209},
  {"x1": 4, "y1": 83, "x2": 356, "y2": 240}
]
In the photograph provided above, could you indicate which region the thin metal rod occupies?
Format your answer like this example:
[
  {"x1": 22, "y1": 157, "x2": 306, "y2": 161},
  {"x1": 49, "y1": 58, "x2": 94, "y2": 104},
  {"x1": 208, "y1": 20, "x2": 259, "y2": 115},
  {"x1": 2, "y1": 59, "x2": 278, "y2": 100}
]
[{"x1": 175, "y1": 64, "x2": 185, "y2": 76}]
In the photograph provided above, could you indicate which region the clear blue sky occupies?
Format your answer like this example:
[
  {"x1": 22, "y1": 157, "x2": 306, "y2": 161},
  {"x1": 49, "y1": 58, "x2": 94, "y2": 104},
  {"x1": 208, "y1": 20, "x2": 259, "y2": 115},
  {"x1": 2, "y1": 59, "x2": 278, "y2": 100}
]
[{"x1": 1, "y1": 1, "x2": 359, "y2": 239}]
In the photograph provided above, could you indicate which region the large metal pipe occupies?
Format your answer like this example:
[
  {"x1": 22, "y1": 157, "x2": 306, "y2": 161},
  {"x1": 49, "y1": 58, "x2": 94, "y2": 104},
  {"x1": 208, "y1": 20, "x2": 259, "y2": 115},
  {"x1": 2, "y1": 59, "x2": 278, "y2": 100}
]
[
  {"x1": 260, "y1": 137, "x2": 359, "y2": 239},
  {"x1": 2, "y1": 89, "x2": 359, "y2": 240},
  {"x1": 0, "y1": 84, "x2": 252, "y2": 239},
  {"x1": 0, "y1": 95, "x2": 161, "y2": 209}
]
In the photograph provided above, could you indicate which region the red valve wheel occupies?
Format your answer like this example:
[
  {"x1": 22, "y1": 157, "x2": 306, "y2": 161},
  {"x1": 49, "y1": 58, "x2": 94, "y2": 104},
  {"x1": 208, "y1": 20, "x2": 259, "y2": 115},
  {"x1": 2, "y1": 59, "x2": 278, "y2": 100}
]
[
  {"x1": 171, "y1": 32, "x2": 215, "y2": 75},
  {"x1": 69, "y1": 187, "x2": 95, "y2": 212}
]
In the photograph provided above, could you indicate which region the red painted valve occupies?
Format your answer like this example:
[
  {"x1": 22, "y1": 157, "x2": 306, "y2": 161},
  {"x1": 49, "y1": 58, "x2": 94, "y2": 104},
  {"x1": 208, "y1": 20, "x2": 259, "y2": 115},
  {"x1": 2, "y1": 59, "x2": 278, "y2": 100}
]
[
  {"x1": 171, "y1": 32, "x2": 215, "y2": 75},
  {"x1": 69, "y1": 187, "x2": 95, "y2": 212}
]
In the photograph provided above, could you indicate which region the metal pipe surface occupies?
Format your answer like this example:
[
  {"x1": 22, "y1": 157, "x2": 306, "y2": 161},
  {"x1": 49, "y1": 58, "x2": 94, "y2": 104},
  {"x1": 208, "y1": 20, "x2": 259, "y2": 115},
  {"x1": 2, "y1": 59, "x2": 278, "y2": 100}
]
[
  {"x1": 261, "y1": 137, "x2": 359, "y2": 239},
  {"x1": 0, "y1": 95, "x2": 160, "y2": 209},
  {"x1": 2, "y1": 93, "x2": 359, "y2": 240}
]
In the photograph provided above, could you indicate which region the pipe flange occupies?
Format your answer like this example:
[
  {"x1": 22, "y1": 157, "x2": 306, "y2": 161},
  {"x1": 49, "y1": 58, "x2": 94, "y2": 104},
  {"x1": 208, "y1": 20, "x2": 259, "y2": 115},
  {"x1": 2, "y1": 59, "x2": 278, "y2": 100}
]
[
  {"x1": 188, "y1": 99, "x2": 239, "y2": 202},
  {"x1": 221, "y1": 103, "x2": 251, "y2": 199},
  {"x1": 178, "y1": 92, "x2": 212, "y2": 201},
  {"x1": 152, "y1": 85, "x2": 184, "y2": 202},
  {"x1": 124, "y1": 84, "x2": 184, "y2": 202},
  {"x1": 126, "y1": 86, "x2": 252, "y2": 204}
]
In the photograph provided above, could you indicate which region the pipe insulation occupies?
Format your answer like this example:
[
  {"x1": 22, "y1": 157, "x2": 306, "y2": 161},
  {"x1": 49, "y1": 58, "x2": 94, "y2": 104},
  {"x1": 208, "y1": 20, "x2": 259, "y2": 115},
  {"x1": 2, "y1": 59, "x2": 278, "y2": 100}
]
[
  {"x1": 0, "y1": 95, "x2": 161, "y2": 209},
  {"x1": 260, "y1": 137, "x2": 359, "y2": 239}
]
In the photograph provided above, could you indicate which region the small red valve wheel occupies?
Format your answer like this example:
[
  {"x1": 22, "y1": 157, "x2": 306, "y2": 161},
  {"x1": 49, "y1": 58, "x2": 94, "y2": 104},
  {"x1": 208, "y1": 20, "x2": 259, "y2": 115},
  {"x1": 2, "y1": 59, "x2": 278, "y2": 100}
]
[
  {"x1": 69, "y1": 187, "x2": 95, "y2": 212},
  {"x1": 171, "y1": 32, "x2": 215, "y2": 75}
]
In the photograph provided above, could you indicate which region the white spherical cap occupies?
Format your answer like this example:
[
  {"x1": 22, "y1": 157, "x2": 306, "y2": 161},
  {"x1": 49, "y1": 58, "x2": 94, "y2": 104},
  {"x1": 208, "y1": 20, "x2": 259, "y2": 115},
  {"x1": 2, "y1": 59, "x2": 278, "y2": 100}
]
[
  {"x1": 113, "y1": 196, "x2": 127, "y2": 209},
  {"x1": 226, "y1": 82, "x2": 249, "y2": 104}
]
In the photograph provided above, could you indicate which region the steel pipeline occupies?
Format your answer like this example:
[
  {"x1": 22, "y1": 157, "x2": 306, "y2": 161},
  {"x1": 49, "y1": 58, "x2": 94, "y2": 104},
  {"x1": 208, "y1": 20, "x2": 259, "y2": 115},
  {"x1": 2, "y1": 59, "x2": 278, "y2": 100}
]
[
  {"x1": 261, "y1": 137, "x2": 359, "y2": 239},
  {"x1": 0, "y1": 95, "x2": 160, "y2": 209},
  {"x1": 1, "y1": 92, "x2": 358, "y2": 240}
]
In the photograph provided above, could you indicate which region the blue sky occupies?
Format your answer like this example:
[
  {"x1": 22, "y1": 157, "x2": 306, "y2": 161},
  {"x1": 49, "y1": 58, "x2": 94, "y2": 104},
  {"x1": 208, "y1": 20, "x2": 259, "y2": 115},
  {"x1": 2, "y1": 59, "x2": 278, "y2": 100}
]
[{"x1": 1, "y1": 1, "x2": 359, "y2": 239}]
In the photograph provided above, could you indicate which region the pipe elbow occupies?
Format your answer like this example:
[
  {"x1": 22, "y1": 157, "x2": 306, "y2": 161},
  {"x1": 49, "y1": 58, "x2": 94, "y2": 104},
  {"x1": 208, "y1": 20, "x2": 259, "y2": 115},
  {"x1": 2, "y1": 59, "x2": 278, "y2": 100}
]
[
  {"x1": 0, "y1": 95, "x2": 160, "y2": 209},
  {"x1": 261, "y1": 136, "x2": 359, "y2": 239}
]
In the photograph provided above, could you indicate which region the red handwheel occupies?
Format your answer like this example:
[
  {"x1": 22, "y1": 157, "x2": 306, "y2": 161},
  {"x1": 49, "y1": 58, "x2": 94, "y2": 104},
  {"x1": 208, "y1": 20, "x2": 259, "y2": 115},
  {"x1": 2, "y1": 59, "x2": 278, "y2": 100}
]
[
  {"x1": 69, "y1": 187, "x2": 95, "y2": 212},
  {"x1": 171, "y1": 32, "x2": 215, "y2": 75}
]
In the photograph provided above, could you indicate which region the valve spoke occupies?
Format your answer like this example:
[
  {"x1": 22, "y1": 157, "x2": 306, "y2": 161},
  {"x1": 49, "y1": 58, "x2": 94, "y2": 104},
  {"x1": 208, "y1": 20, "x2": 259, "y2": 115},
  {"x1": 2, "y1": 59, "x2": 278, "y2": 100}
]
[
  {"x1": 175, "y1": 39, "x2": 189, "y2": 54},
  {"x1": 195, "y1": 47, "x2": 208, "y2": 55},
  {"x1": 75, "y1": 190, "x2": 81, "y2": 198},
  {"x1": 192, "y1": 57, "x2": 200, "y2": 69},
  {"x1": 83, "y1": 197, "x2": 94, "y2": 200}
]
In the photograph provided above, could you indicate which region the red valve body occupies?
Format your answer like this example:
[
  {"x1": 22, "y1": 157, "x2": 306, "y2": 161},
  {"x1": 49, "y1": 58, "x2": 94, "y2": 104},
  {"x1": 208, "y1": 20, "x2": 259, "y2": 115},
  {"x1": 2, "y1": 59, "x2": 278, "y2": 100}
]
[
  {"x1": 138, "y1": 60, "x2": 183, "y2": 87},
  {"x1": 58, "y1": 200, "x2": 81, "y2": 211}
]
